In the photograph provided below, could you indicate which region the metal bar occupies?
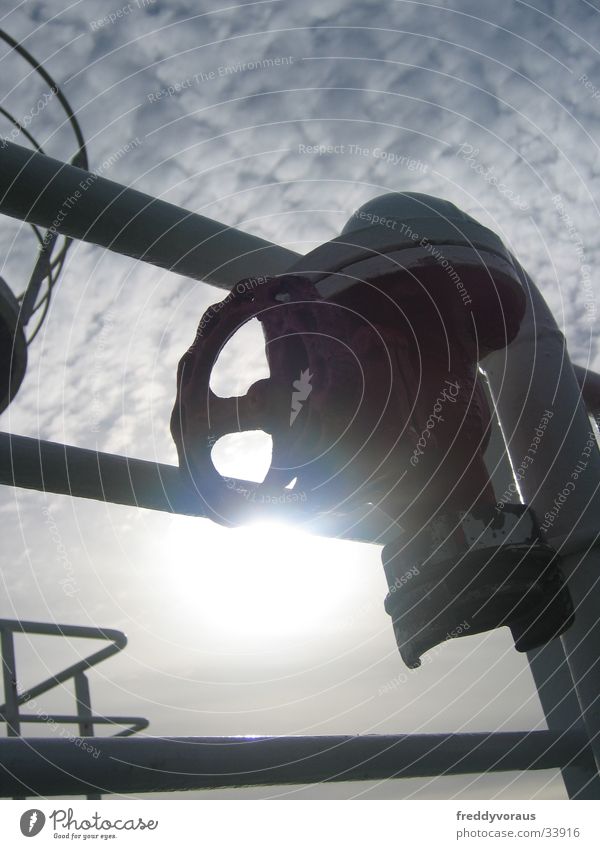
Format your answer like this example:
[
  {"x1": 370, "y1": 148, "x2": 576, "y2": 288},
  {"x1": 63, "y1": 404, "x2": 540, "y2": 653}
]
[
  {"x1": 0, "y1": 619, "x2": 127, "y2": 642},
  {"x1": 112, "y1": 717, "x2": 150, "y2": 737},
  {"x1": 573, "y1": 364, "x2": 600, "y2": 420},
  {"x1": 74, "y1": 673, "x2": 93, "y2": 738},
  {"x1": 73, "y1": 673, "x2": 101, "y2": 801},
  {"x1": 481, "y1": 391, "x2": 600, "y2": 798},
  {"x1": 0, "y1": 431, "x2": 397, "y2": 544},
  {"x1": 0, "y1": 618, "x2": 147, "y2": 801},
  {"x1": 19, "y1": 231, "x2": 59, "y2": 326},
  {"x1": 0, "y1": 620, "x2": 126, "y2": 712},
  {"x1": 0, "y1": 430, "x2": 201, "y2": 514},
  {"x1": 0, "y1": 731, "x2": 593, "y2": 797},
  {"x1": 482, "y1": 265, "x2": 600, "y2": 779},
  {"x1": 0, "y1": 141, "x2": 299, "y2": 289},
  {"x1": 8, "y1": 713, "x2": 148, "y2": 729},
  {"x1": 0, "y1": 627, "x2": 19, "y2": 737},
  {"x1": 527, "y1": 642, "x2": 600, "y2": 798}
]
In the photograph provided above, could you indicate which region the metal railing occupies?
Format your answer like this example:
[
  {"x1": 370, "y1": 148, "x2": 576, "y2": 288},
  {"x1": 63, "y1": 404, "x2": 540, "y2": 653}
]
[
  {"x1": 0, "y1": 730, "x2": 595, "y2": 798},
  {"x1": 0, "y1": 619, "x2": 148, "y2": 798}
]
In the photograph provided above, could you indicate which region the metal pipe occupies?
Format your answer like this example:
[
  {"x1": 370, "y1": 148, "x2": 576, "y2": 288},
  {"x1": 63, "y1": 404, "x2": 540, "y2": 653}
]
[
  {"x1": 0, "y1": 141, "x2": 299, "y2": 289},
  {"x1": 0, "y1": 430, "x2": 199, "y2": 515},
  {"x1": 13, "y1": 713, "x2": 148, "y2": 730},
  {"x1": 74, "y1": 673, "x2": 101, "y2": 800},
  {"x1": 74, "y1": 673, "x2": 93, "y2": 738},
  {"x1": 482, "y1": 265, "x2": 600, "y2": 775},
  {"x1": 527, "y1": 642, "x2": 600, "y2": 798},
  {"x1": 573, "y1": 364, "x2": 600, "y2": 420},
  {"x1": 481, "y1": 392, "x2": 600, "y2": 797},
  {"x1": 0, "y1": 627, "x2": 19, "y2": 737},
  {"x1": 0, "y1": 731, "x2": 592, "y2": 797},
  {"x1": 0, "y1": 431, "x2": 396, "y2": 543}
]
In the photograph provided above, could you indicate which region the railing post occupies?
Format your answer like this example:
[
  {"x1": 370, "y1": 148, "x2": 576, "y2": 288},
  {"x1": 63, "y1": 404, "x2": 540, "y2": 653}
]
[
  {"x1": 74, "y1": 672, "x2": 93, "y2": 738},
  {"x1": 0, "y1": 626, "x2": 20, "y2": 737},
  {"x1": 74, "y1": 672, "x2": 101, "y2": 800}
]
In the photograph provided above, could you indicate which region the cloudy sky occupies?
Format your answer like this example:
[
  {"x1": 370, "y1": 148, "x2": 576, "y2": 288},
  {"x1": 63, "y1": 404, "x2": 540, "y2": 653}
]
[{"x1": 1, "y1": 0, "x2": 599, "y2": 799}]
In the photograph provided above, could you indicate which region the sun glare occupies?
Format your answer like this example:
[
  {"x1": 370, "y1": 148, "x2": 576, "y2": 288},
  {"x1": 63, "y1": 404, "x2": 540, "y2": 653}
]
[
  {"x1": 163, "y1": 516, "x2": 377, "y2": 651},
  {"x1": 162, "y1": 319, "x2": 380, "y2": 651}
]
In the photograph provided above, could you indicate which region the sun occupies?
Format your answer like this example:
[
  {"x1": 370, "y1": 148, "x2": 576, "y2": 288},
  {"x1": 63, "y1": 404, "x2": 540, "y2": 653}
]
[
  {"x1": 162, "y1": 370, "x2": 380, "y2": 651},
  {"x1": 162, "y1": 515, "x2": 377, "y2": 652}
]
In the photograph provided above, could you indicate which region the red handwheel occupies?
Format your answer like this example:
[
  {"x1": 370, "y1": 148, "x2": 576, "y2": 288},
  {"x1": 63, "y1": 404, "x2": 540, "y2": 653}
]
[{"x1": 170, "y1": 275, "x2": 329, "y2": 527}]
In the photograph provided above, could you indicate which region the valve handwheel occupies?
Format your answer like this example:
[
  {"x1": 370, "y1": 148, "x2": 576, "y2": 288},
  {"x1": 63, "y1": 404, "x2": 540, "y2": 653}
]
[
  {"x1": 171, "y1": 275, "x2": 328, "y2": 527},
  {"x1": 171, "y1": 273, "x2": 419, "y2": 527}
]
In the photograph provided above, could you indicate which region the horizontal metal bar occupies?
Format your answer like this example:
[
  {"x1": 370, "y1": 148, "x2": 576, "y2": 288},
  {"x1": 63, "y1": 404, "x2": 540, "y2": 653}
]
[
  {"x1": 2, "y1": 715, "x2": 149, "y2": 738},
  {"x1": 0, "y1": 432, "x2": 396, "y2": 543},
  {"x1": 0, "y1": 141, "x2": 299, "y2": 288},
  {"x1": 0, "y1": 732, "x2": 592, "y2": 797},
  {"x1": 0, "y1": 619, "x2": 126, "y2": 642},
  {"x1": 5, "y1": 713, "x2": 148, "y2": 728},
  {"x1": 0, "y1": 430, "x2": 200, "y2": 513}
]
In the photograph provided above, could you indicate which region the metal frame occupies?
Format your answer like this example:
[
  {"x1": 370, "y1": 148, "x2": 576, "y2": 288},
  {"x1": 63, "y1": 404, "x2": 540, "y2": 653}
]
[
  {"x1": 2, "y1": 142, "x2": 600, "y2": 798},
  {"x1": 0, "y1": 619, "x2": 147, "y2": 740},
  {"x1": 0, "y1": 141, "x2": 297, "y2": 289},
  {"x1": 482, "y1": 267, "x2": 600, "y2": 796},
  {"x1": 0, "y1": 731, "x2": 594, "y2": 798},
  {"x1": 0, "y1": 619, "x2": 148, "y2": 799},
  {"x1": 0, "y1": 431, "x2": 398, "y2": 544}
]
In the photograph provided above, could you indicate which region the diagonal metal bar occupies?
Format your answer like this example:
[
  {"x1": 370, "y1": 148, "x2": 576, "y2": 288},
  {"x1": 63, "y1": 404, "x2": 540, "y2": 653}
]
[{"x1": 0, "y1": 141, "x2": 299, "y2": 289}]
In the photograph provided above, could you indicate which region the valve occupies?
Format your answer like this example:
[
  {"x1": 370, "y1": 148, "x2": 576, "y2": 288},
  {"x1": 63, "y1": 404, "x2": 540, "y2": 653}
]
[
  {"x1": 171, "y1": 191, "x2": 575, "y2": 665},
  {"x1": 382, "y1": 504, "x2": 574, "y2": 668},
  {"x1": 170, "y1": 273, "x2": 422, "y2": 526},
  {"x1": 171, "y1": 274, "x2": 318, "y2": 526}
]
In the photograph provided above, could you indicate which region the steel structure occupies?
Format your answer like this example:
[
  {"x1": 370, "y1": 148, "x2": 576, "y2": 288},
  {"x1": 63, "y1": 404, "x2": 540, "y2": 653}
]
[
  {"x1": 0, "y1": 431, "x2": 400, "y2": 544},
  {"x1": 0, "y1": 141, "x2": 296, "y2": 289},
  {"x1": 0, "y1": 619, "x2": 148, "y2": 799},
  {"x1": 1, "y1": 141, "x2": 600, "y2": 798},
  {"x1": 0, "y1": 33, "x2": 90, "y2": 414},
  {"x1": 0, "y1": 731, "x2": 593, "y2": 798}
]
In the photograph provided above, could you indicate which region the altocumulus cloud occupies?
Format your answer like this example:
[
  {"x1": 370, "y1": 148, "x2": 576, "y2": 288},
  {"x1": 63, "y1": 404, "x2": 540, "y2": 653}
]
[{"x1": 0, "y1": 0, "x2": 598, "y2": 800}]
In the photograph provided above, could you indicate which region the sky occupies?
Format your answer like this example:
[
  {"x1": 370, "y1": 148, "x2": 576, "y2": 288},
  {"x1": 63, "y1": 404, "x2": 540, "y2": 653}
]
[{"x1": 1, "y1": 0, "x2": 599, "y2": 800}]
